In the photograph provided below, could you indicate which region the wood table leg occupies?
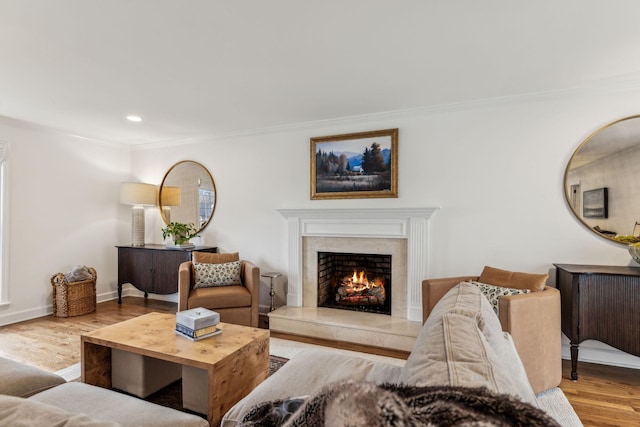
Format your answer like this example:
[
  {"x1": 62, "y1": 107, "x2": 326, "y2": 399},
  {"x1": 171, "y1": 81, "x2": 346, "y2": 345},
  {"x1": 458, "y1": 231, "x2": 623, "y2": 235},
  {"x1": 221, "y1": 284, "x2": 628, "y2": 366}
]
[
  {"x1": 206, "y1": 336, "x2": 269, "y2": 426},
  {"x1": 81, "y1": 339, "x2": 112, "y2": 388},
  {"x1": 570, "y1": 343, "x2": 579, "y2": 380}
]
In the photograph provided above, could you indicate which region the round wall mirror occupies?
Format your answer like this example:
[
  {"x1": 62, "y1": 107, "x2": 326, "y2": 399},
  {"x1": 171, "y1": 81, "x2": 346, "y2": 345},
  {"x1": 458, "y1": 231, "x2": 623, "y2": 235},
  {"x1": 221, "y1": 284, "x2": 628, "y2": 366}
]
[
  {"x1": 159, "y1": 160, "x2": 216, "y2": 233},
  {"x1": 564, "y1": 115, "x2": 640, "y2": 245}
]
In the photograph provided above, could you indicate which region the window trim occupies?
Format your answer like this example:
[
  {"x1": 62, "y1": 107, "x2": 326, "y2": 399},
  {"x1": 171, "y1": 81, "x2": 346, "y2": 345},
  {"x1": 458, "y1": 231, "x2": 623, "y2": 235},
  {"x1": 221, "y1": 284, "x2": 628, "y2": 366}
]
[{"x1": 0, "y1": 141, "x2": 10, "y2": 307}]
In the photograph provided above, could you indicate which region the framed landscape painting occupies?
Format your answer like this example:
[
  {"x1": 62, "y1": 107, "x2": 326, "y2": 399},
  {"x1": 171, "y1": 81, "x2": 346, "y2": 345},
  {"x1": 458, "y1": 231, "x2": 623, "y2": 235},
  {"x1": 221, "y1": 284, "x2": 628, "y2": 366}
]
[{"x1": 311, "y1": 128, "x2": 398, "y2": 200}]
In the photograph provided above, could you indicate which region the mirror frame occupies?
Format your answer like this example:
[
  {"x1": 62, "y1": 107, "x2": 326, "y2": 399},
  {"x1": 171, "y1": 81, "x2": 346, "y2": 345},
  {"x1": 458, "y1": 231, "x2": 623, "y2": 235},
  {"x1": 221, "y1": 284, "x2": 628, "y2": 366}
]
[
  {"x1": 158, "y1": 160, "x2": 217, "y2": 233},
  {"x1": 564, "y1": 114, "x2": 640, "y2": 246}
]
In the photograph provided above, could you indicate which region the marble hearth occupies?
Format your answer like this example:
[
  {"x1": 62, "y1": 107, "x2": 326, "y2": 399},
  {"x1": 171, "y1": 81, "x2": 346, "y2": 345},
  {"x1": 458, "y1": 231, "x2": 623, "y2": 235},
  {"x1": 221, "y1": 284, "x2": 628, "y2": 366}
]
[{"x1": 270, "y1": 208, "x2": 438, "y2": 352}]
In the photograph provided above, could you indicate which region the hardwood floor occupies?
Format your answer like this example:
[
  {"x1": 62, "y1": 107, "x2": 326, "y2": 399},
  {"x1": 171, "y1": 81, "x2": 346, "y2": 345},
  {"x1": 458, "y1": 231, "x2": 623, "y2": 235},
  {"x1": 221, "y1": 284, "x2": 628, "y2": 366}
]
[
  {"x1": 560, "y1": 359, "x2": 640, "y2": 426},
  {"x1": 0, "y1": 297, "x2": 177, "y2": 371},
  {"x1": 1, "y1": 297, "x2": 639, "y2": 426}
]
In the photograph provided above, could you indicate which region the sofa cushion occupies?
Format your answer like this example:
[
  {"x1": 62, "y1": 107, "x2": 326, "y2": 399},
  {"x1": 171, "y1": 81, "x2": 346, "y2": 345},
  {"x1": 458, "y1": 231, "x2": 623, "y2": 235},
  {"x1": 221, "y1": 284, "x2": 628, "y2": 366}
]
[
  {"x1": 0, "y1": 356, "x2": 66, "y2": 398},
  {"x1": 187, "y1": 285, "x2": 251, "y2": 309},
  {"x1": 400, "y1": 282, "x2": 538, "y2": 407},
  {"x1": 30, "y1": 382, "x2": 209, "y2": 427},
  {"x1": 192, "y1": 251, "x2": 239, "y2": 264},
  {"x1": 221, "y1": 349, "x2": 397, "y2": 426},
  {"x1": 479, "y1": 266, "x2": 548, "y2": 292},
  {"x1": 193, "y1": 260, "x2": 242, "y2": 288},
  {"x1": 0, "y1": 395, "x2": 121, "y2": 427},
  {"x1": 470, "y1": 280, "x2": 531, "y2": 314}
]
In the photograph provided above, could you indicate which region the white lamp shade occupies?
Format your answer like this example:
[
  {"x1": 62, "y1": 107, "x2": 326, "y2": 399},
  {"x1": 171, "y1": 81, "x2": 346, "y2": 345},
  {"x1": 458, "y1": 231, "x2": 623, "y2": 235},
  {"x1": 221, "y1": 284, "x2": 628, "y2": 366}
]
[{"x1": 120, "y1": 182, "x2": 157, "y2": 206}]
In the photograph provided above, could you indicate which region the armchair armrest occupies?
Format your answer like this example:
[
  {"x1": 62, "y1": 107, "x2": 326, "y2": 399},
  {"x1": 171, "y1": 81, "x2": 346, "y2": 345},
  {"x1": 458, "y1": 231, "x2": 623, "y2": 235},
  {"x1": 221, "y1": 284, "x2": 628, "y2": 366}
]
[
  {"x1": 421, "y1": 276, "x2": 478, "y2": 323},
  {"x1": 498, "y1": 286, "x2": 562, "y2": 393},
  {"x1": 178, "y1": 261, "x2": 193, "y2": 312},
  {"x1": 241, "y1": 261, "x2": 260, "y2": 327}
]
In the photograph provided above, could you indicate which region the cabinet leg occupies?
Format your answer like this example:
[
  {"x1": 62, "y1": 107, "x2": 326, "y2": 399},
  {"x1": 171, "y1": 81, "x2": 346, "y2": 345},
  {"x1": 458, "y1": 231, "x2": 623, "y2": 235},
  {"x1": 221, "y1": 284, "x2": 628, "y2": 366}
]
[
  {"x1": 570, "y1": 343, "x2": 579, "y2": 380},
  {"x1": 118, "y1": 284, "x2": 122, "y2": 304},
  {"x1": 144, "y1": 292, "x2": 148, "y2": 299}
]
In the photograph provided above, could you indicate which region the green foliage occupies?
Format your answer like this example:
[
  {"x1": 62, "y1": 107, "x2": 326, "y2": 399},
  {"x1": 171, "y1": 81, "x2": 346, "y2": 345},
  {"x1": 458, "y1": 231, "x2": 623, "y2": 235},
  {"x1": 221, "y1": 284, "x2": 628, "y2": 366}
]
[{"x1": 161, "y1": 222, "x2": 198, "y2": 245}]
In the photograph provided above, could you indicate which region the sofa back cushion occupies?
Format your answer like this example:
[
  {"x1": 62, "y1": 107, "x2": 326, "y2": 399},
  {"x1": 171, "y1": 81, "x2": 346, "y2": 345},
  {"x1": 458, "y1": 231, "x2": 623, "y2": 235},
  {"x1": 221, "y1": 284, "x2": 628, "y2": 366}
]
[
  {"x1": 0, "y1": 357, "x2": 66, "y2": 398},
  {"x1": 478, "y1": 266, "x2": 548, "y2": 292},
  {"x1": 400, "y1": 282, "x2": 537, "y2": 406}
]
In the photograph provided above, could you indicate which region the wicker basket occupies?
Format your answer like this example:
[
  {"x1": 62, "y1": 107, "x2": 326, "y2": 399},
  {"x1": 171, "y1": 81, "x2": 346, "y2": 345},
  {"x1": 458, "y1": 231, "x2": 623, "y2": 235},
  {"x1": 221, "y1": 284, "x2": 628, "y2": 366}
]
[{"x1": 51, "y1": 267, "x2": 97, "y2": 317}]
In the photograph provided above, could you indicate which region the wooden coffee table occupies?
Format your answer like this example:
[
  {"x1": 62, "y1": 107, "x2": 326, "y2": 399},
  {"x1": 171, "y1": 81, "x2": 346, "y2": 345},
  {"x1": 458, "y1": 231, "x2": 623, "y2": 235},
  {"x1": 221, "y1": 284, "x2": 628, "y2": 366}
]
[{"x1": 81, "y1": 312, "x2": 270, "y2": 426}]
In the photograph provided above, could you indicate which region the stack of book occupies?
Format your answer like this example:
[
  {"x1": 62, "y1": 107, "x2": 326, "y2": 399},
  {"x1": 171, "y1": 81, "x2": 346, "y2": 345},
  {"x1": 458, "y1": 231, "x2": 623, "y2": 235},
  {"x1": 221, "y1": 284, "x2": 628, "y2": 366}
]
[{"x1": 175, "y1": 307, "x2": 221, "y2": 341}]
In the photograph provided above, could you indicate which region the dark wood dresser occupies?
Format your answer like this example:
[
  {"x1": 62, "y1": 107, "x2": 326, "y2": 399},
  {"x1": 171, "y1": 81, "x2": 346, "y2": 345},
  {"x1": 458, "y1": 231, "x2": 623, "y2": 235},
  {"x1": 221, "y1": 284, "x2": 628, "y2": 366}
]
[
  {"x1": 554, "y1": 263, "x2": 640, "y2": 380},
  {"x1": 117, "y1": 244, "x2": 217, "y2": 303}
]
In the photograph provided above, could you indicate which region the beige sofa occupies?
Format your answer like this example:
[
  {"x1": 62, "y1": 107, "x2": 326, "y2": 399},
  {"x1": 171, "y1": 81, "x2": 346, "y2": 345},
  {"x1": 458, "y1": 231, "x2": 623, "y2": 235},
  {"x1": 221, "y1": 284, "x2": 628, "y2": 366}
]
[
  {"x1": 221, "y1": 282, "x2": 562, "y2": 426},
  {"x1": 0, "y1": 356, "x2": 208, "y2": 427}
]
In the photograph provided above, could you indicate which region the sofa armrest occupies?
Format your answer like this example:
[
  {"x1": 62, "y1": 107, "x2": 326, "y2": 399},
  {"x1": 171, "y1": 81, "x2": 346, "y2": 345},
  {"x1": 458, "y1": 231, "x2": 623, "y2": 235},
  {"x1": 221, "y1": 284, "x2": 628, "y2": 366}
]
[
  {"x1": 241, "y1": 261, "x2": 260, "y2": 327},
  {"x1": 421, "y1": 276, "x2": 478, "y2": 323},
  {"x1": 498, "y1": 286, "x2": 562, "y2": 393},
  {"x1": 178, "y1": 261, "x2": 193, "y2": 312}
]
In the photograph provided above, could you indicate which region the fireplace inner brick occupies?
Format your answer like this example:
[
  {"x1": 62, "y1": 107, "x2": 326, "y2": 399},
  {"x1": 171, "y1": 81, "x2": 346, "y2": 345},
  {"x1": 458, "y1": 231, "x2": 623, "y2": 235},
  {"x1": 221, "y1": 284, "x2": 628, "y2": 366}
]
[{"x1": 317, "y1": 251, "x2": 391, "y2": 315}]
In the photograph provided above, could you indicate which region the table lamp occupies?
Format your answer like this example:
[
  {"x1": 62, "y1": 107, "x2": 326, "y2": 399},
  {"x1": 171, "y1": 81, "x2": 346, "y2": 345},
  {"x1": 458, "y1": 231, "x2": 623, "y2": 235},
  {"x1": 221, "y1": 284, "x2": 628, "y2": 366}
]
[
  {"x1": 120, "y1": 182, "x2": 157, "y2": 246},
  {"x1": 159, "y1": 186, "x2": 181, "y2": 223}
]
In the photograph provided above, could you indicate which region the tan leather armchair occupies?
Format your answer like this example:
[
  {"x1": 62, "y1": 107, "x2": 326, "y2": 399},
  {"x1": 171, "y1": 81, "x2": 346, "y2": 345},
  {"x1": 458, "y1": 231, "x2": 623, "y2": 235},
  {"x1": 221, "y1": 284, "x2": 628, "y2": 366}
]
[
  {"x1": 178, "y1": 258, "x2": 260, "y2": 328},
  {"x1": 422, "y1": 276, "x2": 562, "y2": 394}
]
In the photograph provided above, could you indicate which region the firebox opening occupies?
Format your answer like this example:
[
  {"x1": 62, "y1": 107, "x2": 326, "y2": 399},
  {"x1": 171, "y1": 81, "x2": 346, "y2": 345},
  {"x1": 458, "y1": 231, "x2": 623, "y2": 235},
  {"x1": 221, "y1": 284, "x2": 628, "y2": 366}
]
[{"x1": 317, "y1": 251, "x2": 391, "y2": 315}]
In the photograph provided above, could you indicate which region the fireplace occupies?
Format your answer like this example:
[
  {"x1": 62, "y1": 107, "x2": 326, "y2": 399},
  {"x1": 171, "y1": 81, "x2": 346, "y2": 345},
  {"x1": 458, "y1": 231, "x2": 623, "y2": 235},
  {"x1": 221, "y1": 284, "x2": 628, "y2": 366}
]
[
  {"x1": 277, "y1": 207, "x2": 439, "y2": 322},
  {"x1": 317, "y1": 251, "x2": 391, "y2": 315},
  {"x1": 272, "y1": 208, "x2": 438, "y2": 351}
]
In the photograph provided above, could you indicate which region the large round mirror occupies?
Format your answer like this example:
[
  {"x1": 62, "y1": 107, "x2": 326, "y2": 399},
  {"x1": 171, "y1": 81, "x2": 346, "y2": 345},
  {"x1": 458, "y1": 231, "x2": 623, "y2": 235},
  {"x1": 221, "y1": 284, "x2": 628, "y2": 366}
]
[
  {"x1": 159, "y1": 160, "x2": 216, "y2": 232},
  {"x1": 564, "y1": 115, "x2": 640, "y2": 245}
]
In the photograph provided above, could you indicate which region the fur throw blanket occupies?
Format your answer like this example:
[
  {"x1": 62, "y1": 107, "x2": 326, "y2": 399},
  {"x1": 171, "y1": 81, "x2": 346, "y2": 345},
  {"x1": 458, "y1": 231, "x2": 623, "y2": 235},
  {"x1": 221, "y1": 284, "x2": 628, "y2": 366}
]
[{"x1": 239, "y1": 381, "x2": 560, "y2": 427}]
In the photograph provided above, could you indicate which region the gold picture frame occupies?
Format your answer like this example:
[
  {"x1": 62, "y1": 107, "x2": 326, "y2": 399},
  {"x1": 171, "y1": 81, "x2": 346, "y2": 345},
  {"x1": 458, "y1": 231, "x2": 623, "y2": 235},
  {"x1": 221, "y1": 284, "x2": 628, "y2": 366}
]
[{"x1": 311, "y1": 128, "x2": 398, "y2": 200}]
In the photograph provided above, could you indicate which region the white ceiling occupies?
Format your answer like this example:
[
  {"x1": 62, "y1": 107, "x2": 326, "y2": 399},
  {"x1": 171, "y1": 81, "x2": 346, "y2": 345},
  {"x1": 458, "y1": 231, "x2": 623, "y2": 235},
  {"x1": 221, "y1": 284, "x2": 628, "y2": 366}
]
[{"x1": 2, "y1": 0, "x2": 640, "y2": 145}]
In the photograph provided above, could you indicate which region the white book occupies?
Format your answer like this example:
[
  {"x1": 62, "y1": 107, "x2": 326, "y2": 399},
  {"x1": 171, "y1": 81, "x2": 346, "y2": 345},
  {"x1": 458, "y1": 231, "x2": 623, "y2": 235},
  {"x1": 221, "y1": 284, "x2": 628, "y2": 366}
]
[
  {"x1": 175, "y1": 328, "x2": 222, "y2": 341},
  {"x1": 176, "y1": 307, "x2": 220, "y2": 330}
]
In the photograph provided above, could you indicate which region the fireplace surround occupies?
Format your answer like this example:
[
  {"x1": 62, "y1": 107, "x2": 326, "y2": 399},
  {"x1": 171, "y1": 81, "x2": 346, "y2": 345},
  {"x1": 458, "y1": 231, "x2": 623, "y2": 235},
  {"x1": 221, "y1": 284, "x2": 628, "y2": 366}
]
[
  {"x1": 271, "y1": 208, "x2": 438, "y2": 351},
  {"x1": 278, "y1": 207, "x2": 438, "y2": 322}
]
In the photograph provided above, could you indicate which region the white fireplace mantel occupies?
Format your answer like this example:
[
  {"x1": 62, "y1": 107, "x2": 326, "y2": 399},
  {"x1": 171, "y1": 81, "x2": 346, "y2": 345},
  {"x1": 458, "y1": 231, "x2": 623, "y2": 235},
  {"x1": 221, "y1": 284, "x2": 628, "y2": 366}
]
[{"x1": 278, "y1": 207, "x2": 439, "y2": 322}]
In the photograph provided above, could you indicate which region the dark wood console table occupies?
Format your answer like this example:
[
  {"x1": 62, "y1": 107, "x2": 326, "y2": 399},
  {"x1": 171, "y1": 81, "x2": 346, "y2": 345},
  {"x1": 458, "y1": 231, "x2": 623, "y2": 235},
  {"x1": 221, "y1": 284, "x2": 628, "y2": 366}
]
[
  {"x1": 117, "y1": 244, "x2": 217, "y2": 303},
  {"x1": 554, "y1": 263, "x2": 640, "y2": 380}
]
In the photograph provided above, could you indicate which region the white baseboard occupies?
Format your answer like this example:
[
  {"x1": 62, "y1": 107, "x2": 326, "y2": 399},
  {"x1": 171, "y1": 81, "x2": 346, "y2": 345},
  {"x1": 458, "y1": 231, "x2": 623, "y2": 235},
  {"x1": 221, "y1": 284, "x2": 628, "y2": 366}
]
[
  {"x1": 0, "y1": 286, "x2": 178, "y2": 326},
  {"x1": 561, "y1": 335, "x2": 640, "y2": 370}
]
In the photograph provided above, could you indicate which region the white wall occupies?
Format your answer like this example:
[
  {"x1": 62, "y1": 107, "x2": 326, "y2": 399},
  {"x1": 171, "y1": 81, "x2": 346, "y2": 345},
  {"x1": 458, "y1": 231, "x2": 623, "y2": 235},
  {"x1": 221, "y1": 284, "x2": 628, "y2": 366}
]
[
  {"x1": 132, "y1": 85, "x2": 640, "y2": 369},
  {"x1": 0, "y1": 117, "x2": 131, "y2": 324},
  {"x1": 1, "y1": 82, "x2": 638, "y2": 370}
]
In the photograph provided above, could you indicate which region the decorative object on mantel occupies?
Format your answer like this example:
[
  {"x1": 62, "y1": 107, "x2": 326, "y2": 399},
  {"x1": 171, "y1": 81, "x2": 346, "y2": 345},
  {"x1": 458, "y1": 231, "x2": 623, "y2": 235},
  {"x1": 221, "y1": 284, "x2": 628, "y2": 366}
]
[
  {"x1": 120, "y1": 182, "x2": 157, "y2": 247},
  {"x1": 161, "y1": 222, "x2": 199, "y2": 248},
  {"x1": 310, "y1": 128, "x2": 398, "y2": 200}
]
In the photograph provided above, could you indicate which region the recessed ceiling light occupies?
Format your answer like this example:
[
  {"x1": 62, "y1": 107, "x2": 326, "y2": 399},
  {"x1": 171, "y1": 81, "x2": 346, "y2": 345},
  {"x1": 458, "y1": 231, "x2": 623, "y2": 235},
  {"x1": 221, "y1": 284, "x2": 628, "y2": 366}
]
[{"x1": 126, "y1": 115, "x2": 142, "y2": 122}]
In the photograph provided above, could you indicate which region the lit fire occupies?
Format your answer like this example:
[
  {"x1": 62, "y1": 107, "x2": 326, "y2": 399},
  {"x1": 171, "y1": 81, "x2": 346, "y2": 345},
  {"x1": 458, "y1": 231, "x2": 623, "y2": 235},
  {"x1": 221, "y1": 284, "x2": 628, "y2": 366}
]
[{"x1": 336, "y1": 269, "x2": 386, "y2": 304}]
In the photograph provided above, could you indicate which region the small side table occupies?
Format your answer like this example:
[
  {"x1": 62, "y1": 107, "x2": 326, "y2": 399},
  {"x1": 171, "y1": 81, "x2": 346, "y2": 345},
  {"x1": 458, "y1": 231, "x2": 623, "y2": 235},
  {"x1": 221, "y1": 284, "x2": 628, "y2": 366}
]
[{"x1": 261, "y1": 272, "x2": 282, "y2": 312}]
